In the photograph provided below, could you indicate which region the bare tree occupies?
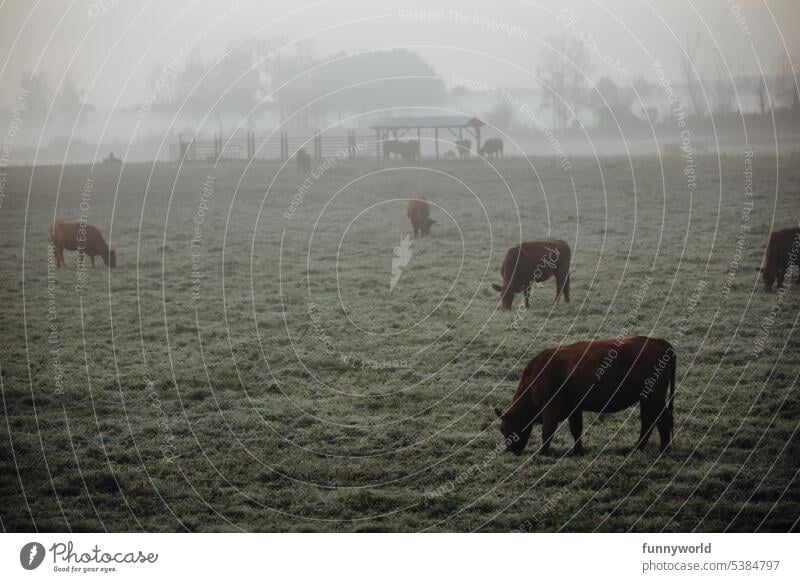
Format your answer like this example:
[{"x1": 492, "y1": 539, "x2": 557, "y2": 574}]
[
  {"x1": 54, "y1": 74, "x2": 86, "y2": 119},
  {"x1": 754, "y1": 71, "x2": 770, "y2": 115},
  {"x1": 485, "y1": 97, "x2": 515, "y2": 131},
  {"x1": 537, "y1": 34, "x2": 592, "y2": 131},
  {"x1": 708, "y1": 54, "x2": 736, "y2": 116},
  {"x1": 676, "y1": 33, "x2": 706, "y2": 117},
  {"x1": 20, "y1": 71, "x2": 52, "y2": 118},
  {"x1": 772, "y1": 53, "x2": 799, "y2": 111}
]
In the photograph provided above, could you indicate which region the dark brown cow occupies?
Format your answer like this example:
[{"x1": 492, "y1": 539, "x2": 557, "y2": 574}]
[
  {"x1": 296, "y1": 148, "x2": 311, "y2": 172},
  {"x1": 455, "y1": 139, "x2": 471, "y2": 160},
  {"x1": 49, "y1": 220, "x2": 116, "y2": 269},
  {"x1": 403, "y1": 140, "x2": 420, "y2": 161},
  {"x1": 383, "y1": 140, "x2": 404, "y2": 159},
  {"x1": 495, "y1": 336, "x2": 676, "y2": 455},
  {"x1": 757, "y1": 226, "x2": 800, "y2": 291},
  {"x1": 384, "y1": 140, "x2": 420, "y2": 161},
  {"x1": 491, "y1": 240, "x2": 571, "y2": 309},
  {"x1": 479, "y1": 138, "x2": 503, "y2": 159},
  {"x1": 406, "y1": 198, "x2": 435, "y2": 238}
]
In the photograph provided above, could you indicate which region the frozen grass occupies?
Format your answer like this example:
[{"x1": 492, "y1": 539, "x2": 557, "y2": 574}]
[{"x1": 1, "y1": 153, "x2": 798, "y2": 531}]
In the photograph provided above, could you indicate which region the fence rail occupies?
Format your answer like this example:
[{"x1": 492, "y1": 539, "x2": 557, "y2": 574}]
[{"x1": 170, "y1": 130, "x2": 386, "y2": 162}]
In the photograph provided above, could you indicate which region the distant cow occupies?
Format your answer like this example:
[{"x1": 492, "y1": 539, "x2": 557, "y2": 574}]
[
  {"x1": 757, "y1": 226, "x2": 800, "y2": 291},
  {"x1": 455, "y1": 139, "x2": 471, "y2": 160},
  {"x1": 403, "y1": 140, "x2": 420, "y2": 161},
  {"x1": 406, "y1": 199, "x2": 435, "y2": 238},
  {"x1": 296, "y1": 148, "x2": 311, "y2": 172},
  {"x1": 49, "y1": 220, "x2": 116, "y2": 269},
  {"x1": 491, "y1": 240, "x2": 571, "y2": 309},
  {"x1": 384, "y1": 140, "x2": 420, "y2": 161},
  {"x1": 479, "y1": 138, "x2": 503, "y2": 159},
  {"x1": 383, "y1": 140, "x2": 405, "y2": 160},
  {"x1": 495, "y1": 336, "x2": 676, "y2": 455}
]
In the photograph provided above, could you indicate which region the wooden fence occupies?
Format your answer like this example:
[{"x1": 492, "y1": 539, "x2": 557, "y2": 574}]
[{"x1": 170, "y1": 130, "x2": 384, "y2": 162}]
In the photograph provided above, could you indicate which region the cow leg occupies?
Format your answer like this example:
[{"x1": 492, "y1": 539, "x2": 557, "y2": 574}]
[
  {"x1": 568, "y1": 411, "x2": 585, "y2": 455},
  {"x1": 540, "y1": 412, "x2": 558, "y2": 456},
  {"x1": 777, "y1": 269, "x2": 785, "y2": 288},
  {"x1": 55, "y1": 246, "x2": 64, "y2": 268},
  {"x1": 657, "y1": 406, "x2": 673, "y2": 452},
  {"x1": 523, "y1": 285, "x2": 531, "y2": 308},
  {"x1": 563, "y1": 273, "x2": 570, "y2": 303},
  {"x1": 636, "y1": 403, "x2": 656, "y2": 451},
  {"x1": 91, "y1": 255, "x2": 96, "y2": 268}
]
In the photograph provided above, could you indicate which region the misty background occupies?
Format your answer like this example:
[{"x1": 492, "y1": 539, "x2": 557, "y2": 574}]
[{"x1": 1, "y1": 0, "x2": 799, "y2": 164}]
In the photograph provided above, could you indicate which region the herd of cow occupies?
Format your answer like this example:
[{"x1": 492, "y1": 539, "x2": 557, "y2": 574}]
[
  {"x1": 46, "y1": 181, "x2": 800, "y2": 457},
  {"x1": 405, "y1": 199, "x2": 800, "y2": 456},
  {"x1": 381, "y1": 137, "x2": 504, "y2": 161}
]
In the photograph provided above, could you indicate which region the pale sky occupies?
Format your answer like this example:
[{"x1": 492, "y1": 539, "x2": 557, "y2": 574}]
[{"x1": 0, "y1": 0, "x2": 798, "y2": 109}]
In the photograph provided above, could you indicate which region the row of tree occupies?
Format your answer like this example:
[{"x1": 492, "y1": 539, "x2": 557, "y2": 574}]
[
  {"x1": 534, "y1": 32, "x2": 799, "y2": 132},
  {"x1": 12, "y1": 36, "x2": 800, "y2": 133}
]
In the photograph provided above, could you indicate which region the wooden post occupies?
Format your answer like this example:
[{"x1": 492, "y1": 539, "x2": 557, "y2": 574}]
[
  {"x1": 434, "y1": 128, "x2": 439, "y2": 160},
  {"x1": 475, "y1": 126, "x2": 481, "y2": 156}
]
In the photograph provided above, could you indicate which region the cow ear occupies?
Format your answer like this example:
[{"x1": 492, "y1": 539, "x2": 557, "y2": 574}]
[
  {"x1": 494, "y1": 406, "x2": 503, "y2": 418},
  {"x1": 754, "y1": 267, "x2": 763, "y2": 272},
  {"x1": 491, "y1": 284, "x2": 503, "y2": 292}
]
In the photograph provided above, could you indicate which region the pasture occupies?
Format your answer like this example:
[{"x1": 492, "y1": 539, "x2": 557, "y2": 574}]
[{"x1": 1, "y1": 152, "x2": 799, "y2": 532}]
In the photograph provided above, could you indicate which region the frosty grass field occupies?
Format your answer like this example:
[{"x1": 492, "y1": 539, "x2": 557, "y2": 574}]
[{"x1": 1, "y1": 152, "x2": 799, "y2": 532}]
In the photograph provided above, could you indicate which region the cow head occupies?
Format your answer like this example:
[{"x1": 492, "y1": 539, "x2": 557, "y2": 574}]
[
  {"x1": 494, "y1": 406, "x2": 534, "y2": 455},
  {"x1": 421, "y1": 218, "x2": 435, "y2": 236},
  {"x1": 108, "y1": 249, "x2": 117, "y2": 269}
]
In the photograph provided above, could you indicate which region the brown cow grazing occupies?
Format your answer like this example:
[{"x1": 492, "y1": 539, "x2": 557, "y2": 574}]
[
  {"x1": 49, "y1": 220, "x2": 116, "y2": 269},
  {"x1": 479, "y1": 138, "x2": 503, "y2": 159},
  {"x1": 491, "y1": 240, "x2": 571, "y2": 309},
  {"x1": 406, "y1": 198, "x2": 435, "y2": 238},
  {"x1": 296, "y1": 148, "x2": 311, "y2": 172},
  {"x1": 455, "y1": 139, "x2": 471, "y2": 160},
  {"x1": 495, "y1": 336, "x2": 676, "y2": 456},
  {"x1": 757, "y1": 226, "x2": 800, "y2": 291}
]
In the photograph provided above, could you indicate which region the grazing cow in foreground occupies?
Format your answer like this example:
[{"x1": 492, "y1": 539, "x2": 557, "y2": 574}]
[
  {"x1": 49, "y1": 220, "x2": 116, "y2": 268},
  {"x1": 492, "y1": 240, "x2": 571, "y2": 309},
  {"x1": 406, "y1": 198, "x2": 435, "y2": 238},
  {"x1": 757, "y1": 226, "x2": 800, "y2": 291},
  {"x1": 455, "y1": 139, "x2": 471, "y2": 160},
  {"x1": 496, "y1": 336, "x2": 676, "y2": 455},
  {"x1": 479, "y1": 138, "x2": 503, "y2": 159},
  {"x1": 296, "y1": 148, "x2": 311, "y2": 172}
]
